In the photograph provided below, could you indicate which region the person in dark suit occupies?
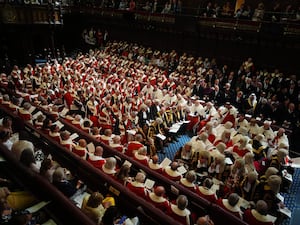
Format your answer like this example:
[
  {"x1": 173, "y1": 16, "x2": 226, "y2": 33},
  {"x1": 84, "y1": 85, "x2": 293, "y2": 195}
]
[
  {"x1": 205, "y1": 69, "x2": 216, "y2": 88},
  {"x1": 209, "y1": 85, "x2": 224, "y2": 106},
  {"x1": 192, "y1": 80, "x2": 204, "y2": 98},
  {"x1": 231, "y1": 91, "x2": 245, "y2": 113}
]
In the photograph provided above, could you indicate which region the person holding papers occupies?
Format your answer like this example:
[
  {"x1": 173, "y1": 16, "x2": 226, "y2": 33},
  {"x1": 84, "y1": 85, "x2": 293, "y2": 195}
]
[
  {"x1": 148, "y1": 155, "x2": 163, "y2": 173},
  {"x1": 179, "y1": 171, "x2": 197, "y2": 192},
  {"x1": 163, "y1": 161, "x2": 182, "y2": 181},
  {"x1": 196, "y1": 178, "x2": 217, "y2": 203},
  {"x1": 127, "y1": 172, "x2": 149, "y2": 198},
  {"x1": 148, "y1": 118, "x2": 167, "y2": 154},
  {"x1": 147, "y1": 186, "x2": 170, "y2": 212},
  {"x1": 60, "y1": 130, "x2": 76, "y2": 151}
]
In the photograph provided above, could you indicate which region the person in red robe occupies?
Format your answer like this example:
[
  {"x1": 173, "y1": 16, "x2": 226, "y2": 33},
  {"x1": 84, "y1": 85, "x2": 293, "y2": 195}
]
[
  {"x1": 127, "y1": 172, "x2": 149, "y2": 198},
  {"x1": 87, "y1": 146, "x2": 106, "y2": 169},
  {"x1": 244, "y1": 200, "x2": 275, "y2": 225},
  {"x1": 147, "y1": 186, "x2": 170, "y2": 212},
  {"x1": 167, "y1": 195, "x2": 191, "y2": 225},
  {"x1": 216, "y1": 193, "x2": 243, "y2": 220}
]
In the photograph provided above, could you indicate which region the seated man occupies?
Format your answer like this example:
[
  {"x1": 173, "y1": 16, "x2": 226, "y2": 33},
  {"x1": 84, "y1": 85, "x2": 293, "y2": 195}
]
[
  {"x1": 133, "y1": 146, "x2": 149, "y2": 166},
  {"x1": 60, "y1": 130, "x2": 76, "y2": 151},
  {"x1": 167, "y1": 195, "x2": 191, "y2": 225},
  {"x1": 49, "y1": 124, "x2": 61, "y2": 143},
  {"x1": 18, "y1": 102, "x2": 32, "y2": 121},
  {"x1": 196, "y1": 178, "x2": 217, "y2": 203},
  {"x1": 179, "y1": 170, "x2": 197, "y2": 192},
  {"x1": 126, "y1": 134, "x2": 145, "y2": 157},
  {"x1": 148, "y1": 155, "x2": 163, "y2": 173},
  {"x1": 196, "y1": 215, "x2": 215, "y2": 225},
  {"x1": 216, "y1": 193, "x2": 243, "y2": 219},
  {"x1": 88, "y1": 146, "x2": 106, "y2": 169},
  {"x1": 147, "y1": 186, "x2": 170, "y2": 212},
  {"x1": 101, "y1": 157, "x2": 117, "y2": 177},
  {"x1": 110, "y1": 135, "x2": 124, "y2": 153},
  {"x1": 162, "y1": 161, "x2": 182, "y2": 182},
  {"x1": 244, "y1": 200, "x2": 275, "y2": 225},
  {"x1": 73, "y1": 139, "x2": 88, "y2": 159},
  {"x1": 127, "y1": 172, "x2": 149, "y2": 198}
]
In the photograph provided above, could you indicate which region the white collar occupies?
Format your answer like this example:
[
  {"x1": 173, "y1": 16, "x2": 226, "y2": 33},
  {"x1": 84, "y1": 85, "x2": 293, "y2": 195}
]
[
  {"x1": 180, "y1": 178, "x2": 195, "y2": 188},
  {"x1": 102, "y1": 165, "x2": 116, "y2": 175},
  {"x1": 130, "y1": 181, "x2": 145, "y2": 188},
  {"x1": 251, "y1": 209, "x2": 276, "y2": 223},
  {"x1": 170, "y1": 204, "x2": 190, "y2": 216},
  {"x1": 149, "y1": 193, "x2": 167, "y2": 203},
  {"x1": 222, "y1": 199, "x2": 241, "y2": 213}
]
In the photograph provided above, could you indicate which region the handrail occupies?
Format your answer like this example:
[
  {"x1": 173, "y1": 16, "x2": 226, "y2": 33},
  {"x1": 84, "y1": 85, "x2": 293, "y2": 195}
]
[
  {"x1": 0, "y1": 103, "x2": 248, "y2": 225},
  {"x1": 0, "y1": 143, "x2": 96, "y2": 225}
]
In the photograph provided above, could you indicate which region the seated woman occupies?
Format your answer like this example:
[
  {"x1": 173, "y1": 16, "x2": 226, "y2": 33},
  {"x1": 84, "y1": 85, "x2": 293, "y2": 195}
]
[
  {"x1": 101, "y1": 157, "x2": 117, "y2": 177},
  {"x1": 19, "y1": 148, "x2": 40, "y2": 173},
  {"x1": 115, "y1": 164, "x2": 132, "y2": 185},
  {"x1": 81, "y1": 192, "x2": 109, "y2": 224}
]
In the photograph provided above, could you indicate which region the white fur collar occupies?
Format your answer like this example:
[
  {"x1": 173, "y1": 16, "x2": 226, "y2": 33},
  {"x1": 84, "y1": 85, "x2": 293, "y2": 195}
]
[
  {"x1": 130, "y1": 181, "x2": 145, "y2": 188},
  {"x1": 170, "y1": 204, "x2": 190, "y2": 216},
  {"x1": 180, "y1": 178, "x2": 195, "y2": 188},
  {"x1": 165, "y1": 166, "x2": 181, "y2": 177},
  {"x1": 251, "y1": 209, "x2": 276, "y2": 223},
  {"x1": 102, "y1": 165, "x2": 116, "y2": 175},
  {"x1": 18, "y1": 108, "x2": 28, "y2": 114},
  {"x1": 49, "y1": 131, "x2": 60, "y2": 137},
  {"x1": 74, "y1": 145, "x2": 86, "y2": 151},
  {"x1": 101, "y1": 135, "x2": 112, "y2": 141},
  {"x1": 134, "y1": 152, "x2": 148, "y2": 161},
  {"x1": 149, "y1": 193, "x2": 167, "y2": 203},
  {"x1": 222, "y1": 199, "x2": 241, "y2": 213},
  {"x1": 198, "y1": 186, "x2": 214, "y2": 195},
  {"x1": 148, "y1": 162, "x2": 162, "y2": 170},
  {"x1": 88, "y1": 154, "x2": 105, "y2": 161}
]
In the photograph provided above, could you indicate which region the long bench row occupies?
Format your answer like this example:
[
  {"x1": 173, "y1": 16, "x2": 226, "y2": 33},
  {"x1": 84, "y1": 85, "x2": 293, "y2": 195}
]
[
  {"x1": 0, "y1": 99, "x2": 248, "y2": 225},
  {"x1": 0, "y1": 104, "x2": 184, "y2": 225}
]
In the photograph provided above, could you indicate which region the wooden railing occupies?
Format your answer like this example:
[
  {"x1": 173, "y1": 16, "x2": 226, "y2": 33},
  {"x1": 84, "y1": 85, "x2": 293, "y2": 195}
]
[{"x1": 0, "y1": 102, "x2": 249, "y2": 225}]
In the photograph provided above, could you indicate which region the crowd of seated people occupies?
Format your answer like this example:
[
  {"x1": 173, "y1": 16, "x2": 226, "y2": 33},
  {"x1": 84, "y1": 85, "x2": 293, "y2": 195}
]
[{"x1": 0, "y1": 39, "x2": 299, "y2": 225}]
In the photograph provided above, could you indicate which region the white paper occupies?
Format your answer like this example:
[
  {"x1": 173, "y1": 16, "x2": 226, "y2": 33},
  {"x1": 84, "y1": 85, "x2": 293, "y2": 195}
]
[
  {"x1": 26, "y1": 201, "x2": 51, "y2": 213},
  {"x1": 238, "y1": 198, "x2": 250, "y2": 209},
  {"x1": 87, "y1": 142, "x2": 95, "y2": 153},
  {"x1": 282, "y1": 171, "x2": 293, "y2": 182},
  {"x1": 177, "y1": 165, "x2": 187, "y2": 175},
  {"x1": 156, "y1": 133, "x2": 166, "y2": 141},
  {"x1": 279, "y1": 207, "x2": 291, "y2": 218},
  {"x1": 290, "y1": 157, "x2": 300, "y2": 168},
  {"x1": 225, "y1": 157, "x2": 233, "y2": 165},
  {"x1": 127, "y1": 130, "x2": 137, "y2": 135},
  {"x1": 144, "y1": 179, "x2": 155, "y2": 189},
  {"x1": 32, "y1": 111, "x2": 43, "y2": 120},
  {"x1": 28, "y1": 106, "x2": 36, "y2": 114},
  {"x1": 160, "y1": 158, "x2": 172, "y2": 168},
  {"x1": 60, "y1": 108, "x2": 69, "y2": 117},
  {"x1": 183, "y1": 120, "x2": 191, "y2": 124},
  {"x1": 53, "y1": 121, "x2": 64, "y2": 130},
  {"x1": 70, "y1": 133, "x2": 79, "y2": 140},
  {"x1": 276, "y1": 193, "x2": 284, "y2": 202}
]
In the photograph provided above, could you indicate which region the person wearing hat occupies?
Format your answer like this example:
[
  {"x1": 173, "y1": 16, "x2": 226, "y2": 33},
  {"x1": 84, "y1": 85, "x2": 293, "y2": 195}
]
[
  {"x1": 245, "y1": 93, "x2": 257, "y2": 115},
  {"x1": 239, "y1": 171, "x2": 260, "y2": 201}
]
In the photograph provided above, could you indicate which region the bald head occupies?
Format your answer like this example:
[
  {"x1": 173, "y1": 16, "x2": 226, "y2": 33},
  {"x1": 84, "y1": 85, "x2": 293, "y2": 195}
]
[{"x1": 154, "y1": 186, "x2": 165, "y2": 197}]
